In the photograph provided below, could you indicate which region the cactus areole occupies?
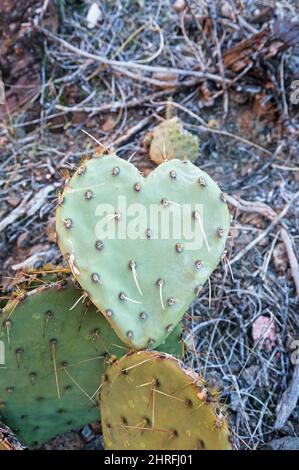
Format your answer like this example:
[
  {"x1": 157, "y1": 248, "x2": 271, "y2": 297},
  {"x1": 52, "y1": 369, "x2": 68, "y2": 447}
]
[{"x1": 56, "y1": 154, "x2": 230, "y2": 349}]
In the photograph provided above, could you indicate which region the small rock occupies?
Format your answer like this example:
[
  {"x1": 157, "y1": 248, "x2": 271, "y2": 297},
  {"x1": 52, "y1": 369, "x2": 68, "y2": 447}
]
[
  {"x1": 221, "y1": 1, "x2": 234, "y2": 19},
  {"x1": 86, "y1": 3, "x2": 102, "y2": 29},
  {"x1": 173, "y1": 0, "x2": 186, "y2": 13},
  {"x1": 0, "y1": 136, "x2": 8, "y2": 150},
  {"x1": 252, "y1": 315, "x2": 277, "y2": 352}
]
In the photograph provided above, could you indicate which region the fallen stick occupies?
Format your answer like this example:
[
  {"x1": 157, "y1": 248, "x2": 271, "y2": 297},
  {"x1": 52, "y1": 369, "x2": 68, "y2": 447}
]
[
  {"x1": 55, "y1": 90, "x2": 176, "y2": 114},
  {"x1": 230, "y1": 210, "x2": 288, "y2": 265},
  {"x1": 111, "y1": 116, "x2": 153, "y2": 148},
  {"x1": 0, "y1": 185, "x2": 55, "y2": 233},
  {"x1": 226, "y1": 194, "x2": 276, "y2": 219},
  {"x1": 41, "y1": 28, "x2": 229, "y2": 85},
  {"x1": 12, "y1": 250, "x2": 54, "y2": 271}
]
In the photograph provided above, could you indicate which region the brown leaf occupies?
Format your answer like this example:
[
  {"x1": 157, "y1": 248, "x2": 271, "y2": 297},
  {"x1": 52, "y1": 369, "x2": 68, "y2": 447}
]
[
  {"x1": 252, "y1": 315, "x2": 277, "y2": 352},
  {"x1": 101, "y1": 116, "x2": 117, "y2": 133},
  {"x1": 6, "y1": 195, "x2": 21, "y2": 208}
]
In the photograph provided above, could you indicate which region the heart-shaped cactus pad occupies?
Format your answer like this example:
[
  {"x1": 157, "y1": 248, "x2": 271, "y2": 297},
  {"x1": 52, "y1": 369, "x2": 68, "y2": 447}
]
[{"x1": 56, "y1": 155, "x2": 230, "y2": 349}]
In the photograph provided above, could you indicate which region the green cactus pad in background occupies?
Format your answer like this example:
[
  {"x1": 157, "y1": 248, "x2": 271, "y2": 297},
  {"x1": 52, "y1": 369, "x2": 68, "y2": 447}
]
[
  {"x1": 100, "y1": 350, "x2": 233, "y2": 450},
  {"x1": 56, "y1": 154, "x2": 230, "y2": 349},
  {"x1": 145, "y1": 118, "x2": 200, "y2": 165},
  {"x1": 0, "y1": 281, "x2": 183, "y2": 447},
  {"x1": 156, "y1": 323, "x2": 184, "y2": 357}
]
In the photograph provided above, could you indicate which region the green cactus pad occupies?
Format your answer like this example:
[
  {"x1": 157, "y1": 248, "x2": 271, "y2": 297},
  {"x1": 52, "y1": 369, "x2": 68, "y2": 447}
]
[
  {"x1": 100, "y1": 350, "x2": 233, "y2": 450},
  {"x1": 156, "y1": 324, "x2": 184, "y2": 357},
  {"x1": 146, "y1": 118, "x2": 200, "y2": 164},
  {"x1": 56, "y1": 154, "x2": 230, "y2": 349},
  {"x1": 0, "y1": 281, "x2": 182, "y2": 447}
]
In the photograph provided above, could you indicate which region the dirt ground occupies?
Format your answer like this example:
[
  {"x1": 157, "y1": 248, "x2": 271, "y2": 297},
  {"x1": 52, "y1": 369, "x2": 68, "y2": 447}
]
[{"x1": 0, "y1": 0, "x2": 299, "y2": 450}]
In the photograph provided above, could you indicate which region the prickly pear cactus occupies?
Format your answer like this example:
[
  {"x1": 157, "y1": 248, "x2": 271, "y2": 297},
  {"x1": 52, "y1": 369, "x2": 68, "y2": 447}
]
[
  {"x1": 100, "y1": 351, "x2": 233, "y2": 450},
  {"x1": 0, "y1": 422, "x2": 26, "y2": 450},
  {"x1": 145, "y1": 118, "x2": 200, "y2": 164},
  {"x1": 0, "y1": 282, "x2": 121, "y2": 446},
  {"x1": 0, "y1": 279, "x2": 183, "y2": 447},
  {"x1": 56, "y1": 154, "x2": 230, "y2": 349}
]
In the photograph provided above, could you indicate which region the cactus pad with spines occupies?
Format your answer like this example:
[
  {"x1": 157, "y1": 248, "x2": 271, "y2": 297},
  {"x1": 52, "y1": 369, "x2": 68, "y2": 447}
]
[
  {"x1": 0, "y1": 280, "x2": 183, "y2": 447},
  {"x1": 100, "y1": 351, "x2": 233, "y2": 450},
  {"x1": 145, "y1": 118, "x2": 200, "y2": 164},
  {"x1": 0, "y1": 282, "x2": 123, "y2": 446},
  {"x1": 56, "y1": 154, "x2": 230, "y2": 349}
]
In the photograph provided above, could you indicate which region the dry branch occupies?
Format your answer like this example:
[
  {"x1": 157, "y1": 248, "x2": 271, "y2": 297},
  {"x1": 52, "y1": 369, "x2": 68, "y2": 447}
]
[
  {"x1": 0, "y1": 185, "x2": 55, "y2": 233},
  {"x1": 41, "y1": 28, "x2": 228, "y2": 84}
]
